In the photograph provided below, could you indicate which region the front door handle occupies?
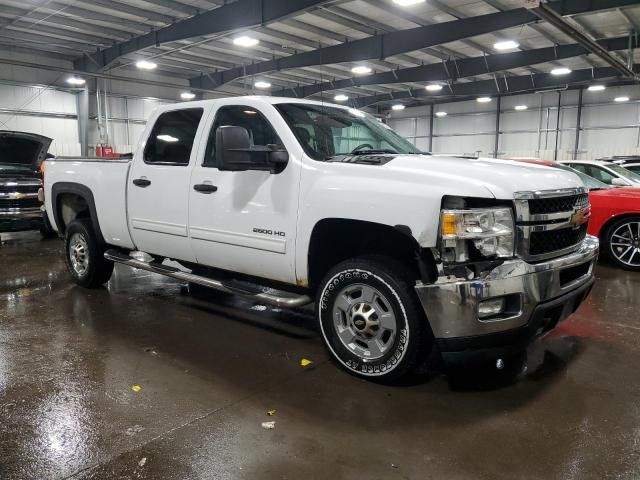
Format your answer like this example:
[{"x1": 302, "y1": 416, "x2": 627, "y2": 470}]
[
  {"x1": 193, "y1": 183, "x2": 218, "y2": 194},
  {"x1": 132, "y1": 178, "x2": 151, "y2": 187}
]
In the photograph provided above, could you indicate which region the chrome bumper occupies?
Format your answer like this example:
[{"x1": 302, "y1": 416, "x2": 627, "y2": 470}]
[
  {"x1": 415, "y1": 235, "x2": 599, "y2": 339},
  {"x1": 0, "y1": 207, "x2": 43, "y2": 219}
]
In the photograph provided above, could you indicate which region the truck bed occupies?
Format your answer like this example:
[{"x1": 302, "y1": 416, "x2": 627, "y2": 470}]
[{"x1": 44, "y1": 157, "x2": 135, "y2": 249}]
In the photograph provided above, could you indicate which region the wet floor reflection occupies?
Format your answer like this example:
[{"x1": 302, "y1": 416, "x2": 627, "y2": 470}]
[{"x1": 1, "y1": 232, "x2": 639, "y2": 479}]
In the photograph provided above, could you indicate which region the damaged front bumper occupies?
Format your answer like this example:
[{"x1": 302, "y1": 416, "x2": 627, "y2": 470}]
[{"x1": 415, "y1": 235, "x2": 599, "y2": 363}]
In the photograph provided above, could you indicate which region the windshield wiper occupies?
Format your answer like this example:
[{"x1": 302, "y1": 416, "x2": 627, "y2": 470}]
[{"x1": 350, "y1": 149, "x2": 398, "y2": 155}]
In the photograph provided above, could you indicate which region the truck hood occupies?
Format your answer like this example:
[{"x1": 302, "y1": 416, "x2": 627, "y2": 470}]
[
  {"x1": 385, "y1": 154, "x2": 585, "y2": 199},
  {"x1": 0, "y1": 131, "x2": 52, "y2": 174}
]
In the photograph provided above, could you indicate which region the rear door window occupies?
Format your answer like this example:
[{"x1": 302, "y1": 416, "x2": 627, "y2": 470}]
[{"x1": 144, "y1": 108, "x2": 203, "y2": 166}]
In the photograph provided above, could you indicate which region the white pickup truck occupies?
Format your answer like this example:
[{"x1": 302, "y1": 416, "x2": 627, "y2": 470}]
[{"x1": 44, "y1": 96, "x2": 598, "y2": 382}]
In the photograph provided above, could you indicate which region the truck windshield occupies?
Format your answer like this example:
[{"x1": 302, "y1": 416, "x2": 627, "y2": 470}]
[{"x1": 275, "y1": 103, "x2": 422, "y2": 161}]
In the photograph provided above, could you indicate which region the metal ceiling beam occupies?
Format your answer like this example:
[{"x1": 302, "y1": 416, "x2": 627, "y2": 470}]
[
  {"x1": 273, "y1": 35, "x2": 634, "y2": 98},
  {"x1": 74, "y1": 0, "x2": 334, "y2": 72},
  {"x1": 0, "y1": 5, "x2": 134, "y2": 41},
  {"x1": 528, "y1": 0, "x2": 638, "y2": 79},
  {"x1": 351, "y1": 64, "x2": 638, "y2": 108},
  {"x1": 307, "y1": 8, "x2": 434, "y2": 65},
  {"x1": 191, "y1": 8, "x2": 538, "y2": 90},
  {"x1": 190, "y1": 0, "x2": 640, "y2": 91}
]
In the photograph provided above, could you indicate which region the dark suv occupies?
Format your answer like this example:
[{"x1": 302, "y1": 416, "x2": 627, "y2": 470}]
[{"x1": 0, "y1": 131, "x2": 54, "y2": 235}]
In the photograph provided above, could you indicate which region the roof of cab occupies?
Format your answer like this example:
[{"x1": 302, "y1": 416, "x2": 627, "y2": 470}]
[{"x1": 158, "y1": 95, "x2": 357, "y2": 112}]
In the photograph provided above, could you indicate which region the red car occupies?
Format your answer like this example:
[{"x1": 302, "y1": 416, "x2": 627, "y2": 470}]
[{"x1": 514, "y1": 159, "x2": 640, "y2": 271}]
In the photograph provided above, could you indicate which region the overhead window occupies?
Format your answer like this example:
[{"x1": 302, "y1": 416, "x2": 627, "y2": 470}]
[{"x1": 144, "y1": 108, "x2": 203, "y2": 166}]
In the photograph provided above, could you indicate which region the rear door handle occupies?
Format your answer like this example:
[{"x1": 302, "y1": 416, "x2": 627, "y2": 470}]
[
  {"x1": 132, "y1": 178, "x2": 151, "y2": 187},
  {"x1": 193, "y1": 183, "x2": 218, "y2": 194}
]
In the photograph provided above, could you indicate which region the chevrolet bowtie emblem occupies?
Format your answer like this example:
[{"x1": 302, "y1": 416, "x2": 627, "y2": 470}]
[
  {"x1": 10, "y1": 192, "x2": 25, "y2": 200},
  {"x1": 570, "y1": 208, "x2": 588, "y2": 230}
]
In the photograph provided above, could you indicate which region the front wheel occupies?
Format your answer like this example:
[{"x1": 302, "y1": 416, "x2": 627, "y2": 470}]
[
  {"x1": 605, "y1": 216, "x2": 640, "y2": 271},
  {"x1": 64, "y1": 218, "x2": 114, "y2": 287},
  {"x1": 317, "y1": 256, "x2": 435, "y2": 383}
]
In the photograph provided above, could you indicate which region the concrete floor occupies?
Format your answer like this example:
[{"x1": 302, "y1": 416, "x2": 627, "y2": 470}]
[{"x1": 1, "y1": 232, "x2": 639, "y2": 480}]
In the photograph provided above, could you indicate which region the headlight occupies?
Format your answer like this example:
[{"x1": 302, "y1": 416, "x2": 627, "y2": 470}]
[{"x1": 440, "y1": 207, "x2": 514, "y2": 262}]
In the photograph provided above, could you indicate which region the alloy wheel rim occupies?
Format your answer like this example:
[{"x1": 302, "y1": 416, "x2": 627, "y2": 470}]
[
  {"x1": 332, "y1": 283, "x2": 397, "y2": 360},
  {"x1": 610, "y1": 221, "x2": 640, "y2": 266},
  {"x1": 69, "y1": 233, "x2": 89, "y2": 276}
]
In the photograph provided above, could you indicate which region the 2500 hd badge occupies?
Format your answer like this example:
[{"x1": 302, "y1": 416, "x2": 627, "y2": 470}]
[{"x1": 253, "y1": 228, "x2": 286, "y2": 237}]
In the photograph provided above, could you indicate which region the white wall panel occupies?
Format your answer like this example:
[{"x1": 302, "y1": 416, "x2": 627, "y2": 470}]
[
  {"x1": 432, "y1": 134, "x2": 494, "y2": 156},
  {"x1": 388, "y1": 85, "x2": 640, "y2": 160},
  {"x1": 392, "y1": 118, "x2": 417, "y2": 138}
]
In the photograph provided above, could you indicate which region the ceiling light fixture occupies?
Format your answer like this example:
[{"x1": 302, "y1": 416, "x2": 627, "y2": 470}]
[
  {"x1": 515, "y1": 105, "x2": 528, "y2": 111},
  {"x1": 334, "y1": 94, "x2": 349, "y2": 102},
  {"x1": 180, "y1": 92, "x2": 196, "y2": 100},
  {"x1": 615, "y1": 96, "x2": 630, "y2": 102},
  {"x1": 435, "y1": 111, "x2": 447, "y2": 117},
  {"x1": 254, "y1": 81, "x2": 272, "y2": 89},
  {"x1": 392, "y1": 0, "x2": 425, "y2": 5},
  {"x1": 551, "y1": 67, "x2": 572, "y2": 75},
  {"x1": 426, "y1": 84, "x2": 443, "y2": 92},
  {"x1": 136, "y1": 60, "x2": 157, "y2": 70},
  {"x1": 477, "y1": 97, "x2": 492, "y2": 103},
  {"x1": 588, "y1": 85, "x2": 606, "y2": 92},
  {"x1": 493, "y1": 40, "x2": 519, "y2": 50},
  {"x1": 391, "y1": 104, "x2": 406, "y2": 111},
  {"x1": 233, "y1": 36, "x2": 259, "y2": 47},
  {"x1": 66, "y1": 77, "x2": 85, "y2": 86},
  {"x1": 351, "y1": 65, "x2": 372, "y2": 75}
]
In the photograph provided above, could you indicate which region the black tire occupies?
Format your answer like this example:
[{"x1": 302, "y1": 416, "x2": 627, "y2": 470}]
[
  {"x1": 317, "y1": 256, "x2": 436, "y2": 384},
  {"x1": 64, "y1": 218, "x2": 114, "y2": 287},
  {"x1": 604, "y1": 216, "x2": 640, "y2": 271}
]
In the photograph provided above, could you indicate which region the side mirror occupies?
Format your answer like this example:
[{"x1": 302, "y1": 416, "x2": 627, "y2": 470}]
[
  {"x1": 216, "y1": 126, "x2": 253, "y2": 171},
  {"x1": 611, "y1": 177, "x2": 630, "y2": 187},
  {"x1": 216, "y1": 125, "x2": 288, "y2": 173}
]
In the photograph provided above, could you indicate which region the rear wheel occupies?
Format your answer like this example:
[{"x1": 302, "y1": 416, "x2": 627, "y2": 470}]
[
  {"x1": 64, "y1": 218, "x2": 114, "y2": 287},
  {"x1": 605, "y1": 216, "x2": 640, "y2": 271},
  {"x1": 317, "y1": 256, "x2": 435, "y2": 383}
]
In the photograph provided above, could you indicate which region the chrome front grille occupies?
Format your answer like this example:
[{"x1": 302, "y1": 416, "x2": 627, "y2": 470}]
[
  {"x1": 0, "y1": 178, "x2": 42, "y2": 212},
  {"x1": 528, "y1": 193, "x2": 589, "y2": 215},
  {"x1": 514, "y1": 187, "x2": 590, "y2": 262}
]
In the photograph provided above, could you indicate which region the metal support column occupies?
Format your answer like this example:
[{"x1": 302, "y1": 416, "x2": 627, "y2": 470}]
[
  {"x1": 628, "y1": 30, "x2": 635, "y2": 70},
  {"x1": 428, "y1": 104, "x2": 434, "y2": 152},
  {"x1": 76, "y1": 84, "x2": 89, "y2": 157},
  {"x1": 554, "y1": 91, "x2": 562, "y2": 161},
  {"x1": 573, "y1": 88, "x2": 584, "y2": 160},
  {"x1": 494, "y1": 96, "x2": 501, "y2": 158}
]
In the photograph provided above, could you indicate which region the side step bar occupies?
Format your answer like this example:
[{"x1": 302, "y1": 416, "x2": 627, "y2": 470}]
[{"x1": 104, "y1": 249, "x2": 312, "y2": 308}]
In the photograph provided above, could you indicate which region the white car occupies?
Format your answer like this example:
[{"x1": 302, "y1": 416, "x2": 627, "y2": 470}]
[
  {"x1": 42, "y1": 96, "x2": 598, "y2": 383},
  {"x1": 559, "y1": 160, "x2": 640, "y2": 187}
]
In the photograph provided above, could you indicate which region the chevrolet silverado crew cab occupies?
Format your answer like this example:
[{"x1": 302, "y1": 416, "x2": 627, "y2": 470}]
[{"x1": 44, "y1": 97, "x2": 598, "y2": 382}]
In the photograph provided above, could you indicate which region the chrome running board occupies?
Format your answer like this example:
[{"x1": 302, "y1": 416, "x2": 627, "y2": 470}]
[{"x1": 104, "y1": 249, "x2": 312, "y2": 308}]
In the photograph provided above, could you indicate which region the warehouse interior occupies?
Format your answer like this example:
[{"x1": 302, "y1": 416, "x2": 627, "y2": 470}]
[{"x1": 1, "y1": 1, "x2": 640, "y2": 479}]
